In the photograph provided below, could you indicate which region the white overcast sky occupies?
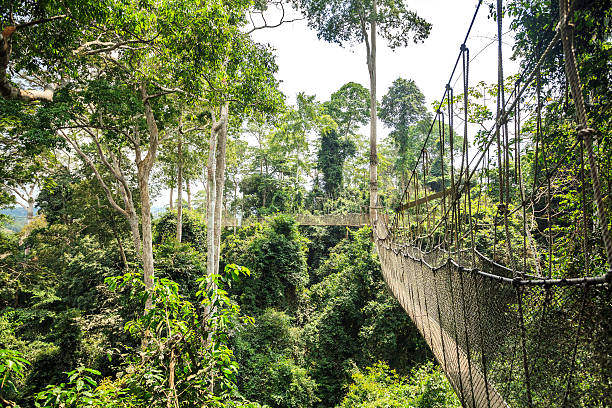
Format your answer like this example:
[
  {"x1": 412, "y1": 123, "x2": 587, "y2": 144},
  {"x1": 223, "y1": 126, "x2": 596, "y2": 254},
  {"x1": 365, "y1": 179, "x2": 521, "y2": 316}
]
[
  {"x1": 154, "y1": 0, "x2": 520, "y2": 207},
  {"x1": 251, "y1": 0, "x2": 518, "y2": 111}
]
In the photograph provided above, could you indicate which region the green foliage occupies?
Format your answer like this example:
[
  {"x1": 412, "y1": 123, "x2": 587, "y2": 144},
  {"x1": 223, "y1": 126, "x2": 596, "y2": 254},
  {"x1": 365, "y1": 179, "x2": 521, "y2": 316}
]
[
  {"x1": 35, "y1": 367, "x2": 136, "y2": 408},
  {"x1": 153, "y1": 210, "x2": 206, "y2": 247},
  {"x1": 0, "y1": 348, "x2": 30, "y2": 403},
  {"x1": 153, "y1": 239, "x2": 206, "y2": 300},
  {"x1": 296, "y1": 0, "x2": 431, "y2": 49},
  {"x1": 380, "y1": 78, "x2": 428, "y2": 133},
  {"x1": 323, "y1": 82, "x2": 370, "y2": 138},
  {"x1": 103, "y1": 263, "x2": 254, "y2": 407},
  {"x1": 240, "y1": 174, "x2": 296, "y2": 216},
  {"x1": 304, "y1": 227, "x2": 429, "y2": 406},
  {"x1": 234, "y1": 309, "x2": 318, "y2": 408},
  {"x1": 300, "y1": 226, "x2": 347, "y2": 274},
  {"x1": 317, "y1": 128, "x2": 356, "y2": 198},
  {"x1": 223, "y1": 215, "x2": 308, "y2": 316},
  {"x1": 337, "y1": 361, "x2": 460, "y2": 408}
]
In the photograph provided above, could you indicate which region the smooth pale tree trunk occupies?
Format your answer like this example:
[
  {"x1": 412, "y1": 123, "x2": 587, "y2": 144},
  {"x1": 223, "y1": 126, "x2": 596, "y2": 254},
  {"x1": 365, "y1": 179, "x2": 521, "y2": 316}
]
[
  {"x1": 26, "y1": 197, "x2": 34, "y2": 221},
  {"x1": 127, "y1": 210, "x2": 142, "y2": 256},
  {"x1": 206, "y1": 111, "x2": 220, "y2": 280},
  {"x1": 169, "y1": 186, "x2": 174, "y2": 210},
  {"x1": 139, "y1": 85, "x2": 161, "y2": 311},
  {"x1": 213, "y1": 103, "x2": 229, "y2": 276},
  {"x1": 367, "y1": 5, "x2": 378, "y2": 226},
  {"x1": 138, "y1": 166, "x2": 154, "y2": 310},
  {"x1": 187, "y1": 180, "x2": 192, "y2": 210},
  {"x1": 176, "y1": 131, "x2": 183, "y2": 242}
]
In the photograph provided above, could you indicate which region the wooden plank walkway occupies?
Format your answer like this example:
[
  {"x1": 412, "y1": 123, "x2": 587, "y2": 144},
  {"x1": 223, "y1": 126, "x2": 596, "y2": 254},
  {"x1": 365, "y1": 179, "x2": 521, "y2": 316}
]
[
  {"x1": 375, "y1": 238, "x2": 510, "y2": 408},
  {"x1": 222, "y1": 213, "x2": 369, "y2": 228}
]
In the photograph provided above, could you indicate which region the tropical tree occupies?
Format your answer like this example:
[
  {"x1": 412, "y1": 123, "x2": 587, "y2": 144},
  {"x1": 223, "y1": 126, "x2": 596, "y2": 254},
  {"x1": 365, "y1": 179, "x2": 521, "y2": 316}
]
[
  {"x1": 316, "y1": 128, "x2": 356, "y2": 198},
  {"x1": 380, "y1": 78, "x2": 428, "y2": 188},
  {"x1": 1, "y1": 1, "x2": 282, "y2": 312},
  {"x1": 295, "y1": 0, "x2": 431, "y2": 222},
  {"x1": 323, "y1": 82, "x2": 370, "y2": 139}
]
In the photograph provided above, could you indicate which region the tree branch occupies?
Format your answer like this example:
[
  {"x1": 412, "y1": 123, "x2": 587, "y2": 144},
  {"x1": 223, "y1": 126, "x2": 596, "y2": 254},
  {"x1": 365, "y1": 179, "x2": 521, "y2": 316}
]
[
  {"x1": 59, "y1": 130, "x2": 129, "y2": 217},
  {"x1": 14, "y1": 15, "x2": 66, "y2": 30},
  {"x1": 0, "y1": 18, "x2": 65, "y2": 102},
  {"x1": 140, "y1": 84, "x2": 160, "y2": 174},
  {"x1": 247, "y1": 3, "x2": 304, "y2": 34}
]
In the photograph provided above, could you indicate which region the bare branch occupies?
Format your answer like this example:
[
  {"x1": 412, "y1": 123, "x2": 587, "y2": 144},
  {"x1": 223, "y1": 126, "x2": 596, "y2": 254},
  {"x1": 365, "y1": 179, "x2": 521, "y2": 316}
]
[
  {"x1": 247, "y1": 2, "x2": 304, "y2": 34},
  {"x1": 59, "y1": 129, "x2": 128, "y2": 217},
  {"x1": 14, "y1": 15, "x2": 66, "y2": 30}
]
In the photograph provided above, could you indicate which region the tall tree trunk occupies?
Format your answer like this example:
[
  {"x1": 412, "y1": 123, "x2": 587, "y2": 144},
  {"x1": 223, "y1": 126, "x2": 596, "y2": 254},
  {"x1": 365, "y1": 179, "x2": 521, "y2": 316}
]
[
  {"x1": 176, "y1": 131, "x2": 183, "y2": 243},
  {"x1": 126, "y1": 206, "x2": 142, "y2": 256},
  {"x1": 139, "y1": 84, "x2": 161, "y2": 312},
  {"x1": 138, "y1": 169, "x2": 154, "y2": 310},
  {"x1": 213, "y1": 103, "x2": 229, "y2": 276},
  {"x1": 169, "y1": 186, "x2": 174, "y2": 210},
  {"x1": 26, "y1": 197, "x2": 34, "y2": 221},
  {"x1": 110, "y1": 218, "x2": 128, "y2": 269},
  {"x1": 367, "y1": 5, "x2": 378, "y2": 226},
  {"x1": 206, "y1": 112, "x2": 219, "y2": 279},
  {"x1": 186, "y1": 180, "x2": 192, "y2": 210}
]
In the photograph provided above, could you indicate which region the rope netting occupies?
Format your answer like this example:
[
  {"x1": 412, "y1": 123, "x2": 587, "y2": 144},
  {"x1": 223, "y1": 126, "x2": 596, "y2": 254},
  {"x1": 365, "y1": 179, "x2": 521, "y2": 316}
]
[{"x1": 373, "y1": 1, "x2": 611, "y2": 407}]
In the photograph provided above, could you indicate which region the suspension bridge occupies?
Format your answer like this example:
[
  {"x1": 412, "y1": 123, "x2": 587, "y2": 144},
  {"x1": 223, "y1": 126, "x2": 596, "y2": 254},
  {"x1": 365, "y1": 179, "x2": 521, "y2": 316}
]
[
  {"x1": 371, "y1": 0, "x2": 611, "y2": 407},
  {"x1": 222, "y1": 212, "x2": 369, "y2": 227},
  {"x1": 223, "y1": 2, "x2": 610, "y2": 405}
]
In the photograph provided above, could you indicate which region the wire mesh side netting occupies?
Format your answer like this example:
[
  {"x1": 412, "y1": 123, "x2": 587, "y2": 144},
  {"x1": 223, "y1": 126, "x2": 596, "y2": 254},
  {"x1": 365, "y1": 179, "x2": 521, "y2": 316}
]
[{"x1": 376, "y1": 238, "x2": 611, "y2": 408}]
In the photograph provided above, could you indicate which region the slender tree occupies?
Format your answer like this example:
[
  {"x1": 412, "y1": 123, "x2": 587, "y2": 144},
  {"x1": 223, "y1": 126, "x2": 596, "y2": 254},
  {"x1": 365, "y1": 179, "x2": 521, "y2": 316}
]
[{"x1": 296, "y1": 0, "x2": 431, "y2": 224}]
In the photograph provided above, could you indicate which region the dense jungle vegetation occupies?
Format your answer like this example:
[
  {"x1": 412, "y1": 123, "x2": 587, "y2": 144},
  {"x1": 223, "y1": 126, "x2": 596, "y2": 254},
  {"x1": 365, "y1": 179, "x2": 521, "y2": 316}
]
[{"x1": 0, "y1": 0, "x2": 610, "y2": 407}]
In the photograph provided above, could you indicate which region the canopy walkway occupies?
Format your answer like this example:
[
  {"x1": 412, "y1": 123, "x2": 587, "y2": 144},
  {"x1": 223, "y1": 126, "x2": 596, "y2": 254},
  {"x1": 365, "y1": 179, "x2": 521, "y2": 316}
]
[
  {"x1": 222, "y1": 213, "x2": 369, "y2": 227},
  {"x1": 371, "y1": 1, "x2": 611, "y2": 407}
]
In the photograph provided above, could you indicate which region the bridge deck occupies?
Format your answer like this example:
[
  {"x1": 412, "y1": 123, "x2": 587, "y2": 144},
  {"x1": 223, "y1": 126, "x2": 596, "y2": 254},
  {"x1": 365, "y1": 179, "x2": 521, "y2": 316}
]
[
  {"x1": 222, "y1": 213, "x2": 369, "y2": 227},
  {"x1": 375, "y1": 239, "x2": 509, "y2": 408}
]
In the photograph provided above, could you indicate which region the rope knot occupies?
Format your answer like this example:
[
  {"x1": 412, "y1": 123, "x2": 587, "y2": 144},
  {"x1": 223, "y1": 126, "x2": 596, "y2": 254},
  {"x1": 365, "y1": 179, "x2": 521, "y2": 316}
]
[{"x1": 576, "y1": 127, "x2": 596, "y2": 141}]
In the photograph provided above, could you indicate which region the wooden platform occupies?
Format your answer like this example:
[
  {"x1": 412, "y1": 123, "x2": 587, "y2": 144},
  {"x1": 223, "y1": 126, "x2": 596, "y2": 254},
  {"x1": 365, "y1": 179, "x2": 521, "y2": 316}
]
[{"x1": 222, "y1": 213, "x2": 369, "y2": 228}]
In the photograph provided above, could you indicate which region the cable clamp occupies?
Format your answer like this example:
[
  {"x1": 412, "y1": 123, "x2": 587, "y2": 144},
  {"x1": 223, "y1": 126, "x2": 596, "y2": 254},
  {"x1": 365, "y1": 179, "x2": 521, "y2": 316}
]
[
  {"x1": 460, "y1": 43, "x2": 468, "y2": 52},
  {"x1": 446, "y1": 83, "x2": 452, "y2": 91}
]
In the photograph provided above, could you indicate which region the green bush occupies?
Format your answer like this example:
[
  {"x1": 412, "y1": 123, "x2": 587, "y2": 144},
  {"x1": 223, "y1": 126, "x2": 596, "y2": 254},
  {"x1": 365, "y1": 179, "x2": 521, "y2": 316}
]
[{"x1": 337, "y1": 361, "x2": 460, "y2": 408}]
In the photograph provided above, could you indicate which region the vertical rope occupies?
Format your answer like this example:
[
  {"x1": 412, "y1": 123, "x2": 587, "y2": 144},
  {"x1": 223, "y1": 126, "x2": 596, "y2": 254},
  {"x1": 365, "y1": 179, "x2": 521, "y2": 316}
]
[
  {"x1": 474, "y1": 276, "x2": 492, "y2": 408},
  {"x1": 447, "y1": 266, "x2": 467, "y2": 407},
  {"x1": 458, "y1": 266, "x2": 477, "y2": 407},
  {"x1": 516, "y1": 285, "x2": 534, "y2": 407},
  {"x1": 579, "y1": 139, "x2": 590, "y2": 277},
  {"x1": 439, "y1": 111, "x2": 450, "y2": 250},
  {"x1": 433, "y1": 268, "x2": 450, "y2": 382},
  {"x1": 515, "y1": 80, "x2": 528, "y2": 276},
  {"x1": 496, "y1": 0, "x2": 515, "y2": 273},
  {"x1": 561, "y1": 285, "x2": 589, "y2": 407},
  {"x1": 559, "y1": 0, "x2": 612, "y2": 274},
  {"x1": 462, "y1": 46, "x2": 477, "y2": 266}
]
